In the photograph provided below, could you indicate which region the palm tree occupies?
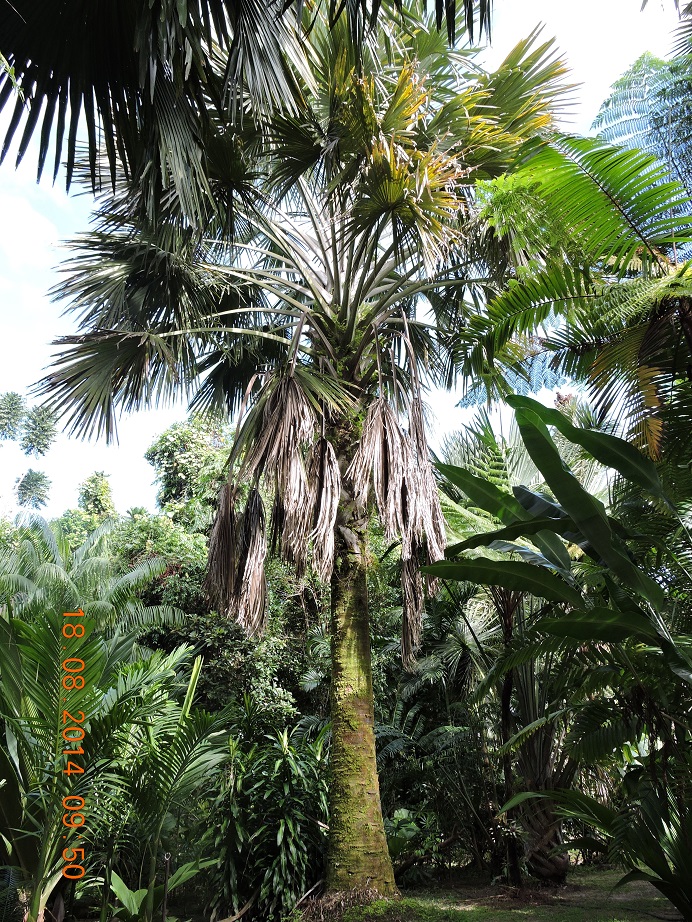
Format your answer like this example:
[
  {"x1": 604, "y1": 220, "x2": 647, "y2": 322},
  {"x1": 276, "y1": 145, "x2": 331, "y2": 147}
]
[
  {"x1": 0, "y1": 516, "x2": 180, "y2": 627},
  {"x1": 35, "y1": 12, "x2": 570, "y2": 895},
  {"x1": 0, "y1": 0, "x2": 304, "y2": 219}
]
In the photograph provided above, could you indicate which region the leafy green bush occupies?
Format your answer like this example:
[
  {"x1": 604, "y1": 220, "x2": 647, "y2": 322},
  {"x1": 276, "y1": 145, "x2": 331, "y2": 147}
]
[
  {"x1": 0, "y1": 518, "x2": 226, "y2": 922},
  {"x1": 112, "y1": 512, "x2": 207, "y2": 571},
  {"x1": 205, "y1": 710, "x2": 328, "y2": 921},
  {"x1": 144, "y1": 415, "x2": 232, "y2": 528}
]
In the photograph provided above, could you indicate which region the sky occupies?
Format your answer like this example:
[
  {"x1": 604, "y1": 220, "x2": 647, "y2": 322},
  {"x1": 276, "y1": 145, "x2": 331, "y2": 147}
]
[
  {"x1": 0, "y1": 145, "x2": 187, "y2": 518},
  {"x1": 0, "y1": 0, "x2": 682, "y2": 519},
  {"x1": 486, "y1": 0, "x2": 679, "y2": 132}
]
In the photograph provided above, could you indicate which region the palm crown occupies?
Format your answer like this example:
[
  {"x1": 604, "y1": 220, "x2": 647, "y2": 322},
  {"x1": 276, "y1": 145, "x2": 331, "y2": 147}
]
[
  {"x1": 0, "y1": 0, "x2": 493, "y2": 225},
  {"x1": 38, "y1": 15, "x2": 570, "y2": 653}
]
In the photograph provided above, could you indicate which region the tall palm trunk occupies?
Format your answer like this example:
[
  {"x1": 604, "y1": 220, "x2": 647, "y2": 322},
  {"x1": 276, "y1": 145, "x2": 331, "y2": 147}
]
[
  {"x1": 517, "y1": 674, "x2": 572, "y2": 884},
  {"x1": 326, "y1": 427, "x2": 396, "y2": 895},
  {"x1": 492, "y1": 588, "x2": 523, "y2": 886},
  {"x1": 500, "y1": 669, "x2": 523, "y2": 888}
]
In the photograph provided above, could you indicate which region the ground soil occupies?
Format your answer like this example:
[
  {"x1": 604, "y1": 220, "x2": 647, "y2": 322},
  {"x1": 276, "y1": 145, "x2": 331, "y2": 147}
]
[{"x1": 298, "y1": 868, "x2": 683, "y2": 922}]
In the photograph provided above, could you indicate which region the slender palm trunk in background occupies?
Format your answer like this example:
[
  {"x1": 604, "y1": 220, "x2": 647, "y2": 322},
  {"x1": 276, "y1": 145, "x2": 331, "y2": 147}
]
[
  {"x1": 500, "y1": 668, "x2": 523, "y2": 888},
  {"x1": 493, "y1": 587, "x2": 523, "y2": 887}
]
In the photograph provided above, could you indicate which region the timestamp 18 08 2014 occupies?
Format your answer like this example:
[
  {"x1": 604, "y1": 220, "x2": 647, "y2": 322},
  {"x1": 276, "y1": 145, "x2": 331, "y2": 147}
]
[{"x1": 61, "y1": 608, "x2": 89, "y2": 881}]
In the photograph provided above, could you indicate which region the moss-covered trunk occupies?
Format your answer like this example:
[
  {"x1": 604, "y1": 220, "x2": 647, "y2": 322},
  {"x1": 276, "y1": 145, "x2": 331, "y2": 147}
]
[{"x1": 326, "y1": 429, "x2": 396, "y2": 895}]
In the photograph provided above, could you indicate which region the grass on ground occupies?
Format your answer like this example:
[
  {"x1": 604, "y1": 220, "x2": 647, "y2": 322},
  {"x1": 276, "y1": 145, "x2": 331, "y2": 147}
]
[{"x1": 339, "y1": 869, "x2": 681, "y2": 922}]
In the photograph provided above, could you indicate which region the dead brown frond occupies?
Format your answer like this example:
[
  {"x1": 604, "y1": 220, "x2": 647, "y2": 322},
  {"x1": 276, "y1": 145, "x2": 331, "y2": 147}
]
[
  {"x1": 348, "y1": 394, "x2": 445, "y2": 667},
  {"x1": 243, "y1": 374, "x2": 317, "y2": 573},
  {"x1": 209, "y1": 371, "x2": 350, "y2": 633},
  {"x1": 408, "y1": 394, "x2": 446, "y2": 577},
  {"x1": 401, "y1": 547, "x2": 424, "y2": 668},
  {"x1": 347, "y1": 397, "x2": 415, "y2": 544},
  {"x1": 242, "y1": 375, "x2": 316, "y2": 478},
  {"x1": 308, "y1": 438, "x2": 341, "y2": 583},
  {"x1": 235, "y1": 487, "x2": 268, "y2": 635},
  {"x1": 209, "y1": 376, "x2": 444, "y2": 657},
  {"x1": 205, "y1": 481, "x2": 241, "y2": 617},
  {"x1": 297, "y1": 888, "x2": 390, "y2": 922},
  {"x1": 206, "y1": 481, "x2": 268, "y2": 632}
]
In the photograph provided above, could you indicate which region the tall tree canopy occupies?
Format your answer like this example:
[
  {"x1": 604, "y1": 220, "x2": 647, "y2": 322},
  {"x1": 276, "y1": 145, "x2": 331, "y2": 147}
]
[
  {"x1": 34, "y1": 8, "x2": 570, "y2": 895},
  {"x1": 594, "y1": 51, "x2": 692, "y2": 198}
]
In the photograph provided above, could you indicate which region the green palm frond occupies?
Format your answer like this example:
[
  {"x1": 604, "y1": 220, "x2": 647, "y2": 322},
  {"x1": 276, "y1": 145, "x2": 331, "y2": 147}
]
[
  {"x1": 0, "y1": 592, "x2": 211, "y2": 919},
  {"x1": 0, "y1": 0, "x2": 301, "y2": 211},
  {"x1": 36, "y1": 330, "x2": 194, "y2": 443},
  {"x1": 70, "y1": 517, "x2": 118, "y2": 565},
  {"x1": 473, "y1": 136, "x2": 692, "y2": 368},
  {"x1": 132, "y1": 711, "x2": 228, "y2": 826},
  {"x1": 0, "y1": 0, "x2": 495, "y2": 212},
  {"x1": 564, "y1": 700, "x2": 638, "y2": 764},
  {"x1": 472, "y1": 30, "x2": 574, "y2": 155},
  {"x1": 37, "y1": 16, "x2": 577, "y2": 446},
  {"x1": 673, "y1": 2, "x2": 692, "y2": 55}
]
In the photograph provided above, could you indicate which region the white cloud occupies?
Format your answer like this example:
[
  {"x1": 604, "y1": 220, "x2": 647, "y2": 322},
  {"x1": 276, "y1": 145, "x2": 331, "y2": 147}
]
[
  {"x1": 0, "y1": 191, "x2": 61, "y2": 272},
  {"x1": 484, "y1": 0, "x2": 679, "y2": 133}
]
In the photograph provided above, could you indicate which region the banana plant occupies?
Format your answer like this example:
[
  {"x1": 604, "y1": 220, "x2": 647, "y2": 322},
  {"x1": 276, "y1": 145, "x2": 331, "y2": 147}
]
[{"x1": 427, "y1": 394, "x2": 691, "y2": 672}]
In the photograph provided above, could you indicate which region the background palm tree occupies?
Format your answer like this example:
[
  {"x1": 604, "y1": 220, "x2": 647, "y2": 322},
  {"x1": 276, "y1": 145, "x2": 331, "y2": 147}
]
[
  {"x1": 437, "y1": 406, "x2": 607, "y2": 882},
  {"x1": 34, "y1": 11, "x2": 570, "y2": 895}
]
